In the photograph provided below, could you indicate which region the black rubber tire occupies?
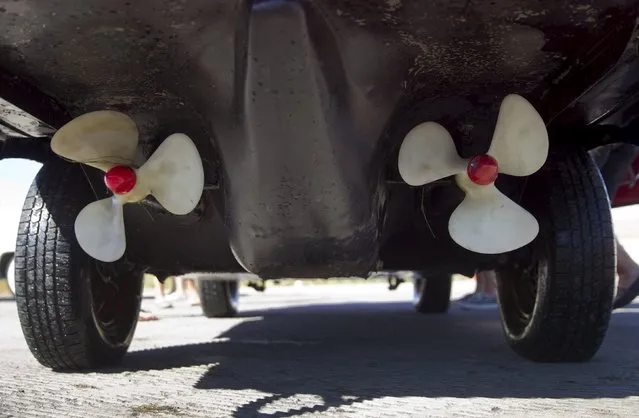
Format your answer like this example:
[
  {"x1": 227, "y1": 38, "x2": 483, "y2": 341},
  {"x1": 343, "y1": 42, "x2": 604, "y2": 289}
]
[
  {"x1": 496, "y1": 147, "x2": 615, "y2": 363},
  {"x1": 14, "y1": 160, "x2": 144, "y2": 371},
  {"x1": 198, "y1": 278, "x2": 240, "y2": 318},
  {"x1": 413, "y1": 272, "x2": 452, "y2": 314}
]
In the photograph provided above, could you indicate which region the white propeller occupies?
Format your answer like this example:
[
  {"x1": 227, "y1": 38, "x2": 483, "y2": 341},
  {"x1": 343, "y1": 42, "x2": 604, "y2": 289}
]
[
  {"x1": 397, "y1": 94, "x2": 549, "y2": 254},
  {"x1": 51, "y1": 111, "x2": 205, "y2": 262}
]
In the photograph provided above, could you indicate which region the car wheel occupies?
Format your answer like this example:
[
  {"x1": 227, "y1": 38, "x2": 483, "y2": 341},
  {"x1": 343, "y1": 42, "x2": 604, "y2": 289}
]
[
  {"x1": 496, "y1": 147, "x2": 615, "y2": 362},
  {"x1": 198, "y1": 277, "x2": 240, "y2": 318},
  {"x1": 413, "y1": 272, "x2": 452, "y2": 313},
  {"x1": 14, "y1": 159, "x2": 144, "y2": 370}
]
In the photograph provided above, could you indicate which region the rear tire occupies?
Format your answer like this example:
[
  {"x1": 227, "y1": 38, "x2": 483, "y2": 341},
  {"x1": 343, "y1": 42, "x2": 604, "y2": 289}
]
[
  {"x1": 413, "y1": 272, "x2": 452, "y2": 314},
  {"x1": 496, "y1": 147, "x2": 615, "y2": 362},
  {"x1": 198, "y1": 277, "x2": 240, "y2": 318},
  {"x1": 14, "y1": 160, "x2": 144, "y2": 371}
]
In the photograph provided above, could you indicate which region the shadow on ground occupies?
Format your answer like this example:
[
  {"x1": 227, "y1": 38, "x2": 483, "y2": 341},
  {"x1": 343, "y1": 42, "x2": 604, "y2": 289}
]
[{"x1": 108, "y1": 301, "x2": 639, "y2": 417}]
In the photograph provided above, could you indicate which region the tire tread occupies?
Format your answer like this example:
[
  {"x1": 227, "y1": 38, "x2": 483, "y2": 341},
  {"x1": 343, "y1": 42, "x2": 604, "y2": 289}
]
[
  {"x1": 198, "y1": 279, "x2": 239, "y2": 318},
  {"x1": 14, "y1": 161, "x2": 140, "y2": 370},
  {"x1": 414, "y1": 274, "x2": 452, "y2": 314},
  {"x1": 501, "y1": 148, "x2": 615, "y2": 362}
]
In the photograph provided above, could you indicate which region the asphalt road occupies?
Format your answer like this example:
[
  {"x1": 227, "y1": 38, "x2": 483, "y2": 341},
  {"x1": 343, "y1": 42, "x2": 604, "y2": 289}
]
[{"x1": 1, "y1": 280, "x2": 639, "y2": 418}]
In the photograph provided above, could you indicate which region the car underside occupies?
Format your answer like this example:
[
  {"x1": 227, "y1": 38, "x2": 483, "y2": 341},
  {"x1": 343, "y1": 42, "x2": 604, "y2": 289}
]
[{"x1": 1, "y1": 0, "x2": 639, "y2": 370}]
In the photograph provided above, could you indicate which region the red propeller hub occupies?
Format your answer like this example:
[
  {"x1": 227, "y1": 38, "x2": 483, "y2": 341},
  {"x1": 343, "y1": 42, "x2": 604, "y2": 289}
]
[
  {"x1": 104, "y1": 165, "x2": 137, "y2": 195},
  {"x1": 467, "y1": 155, "x2": 499, "y2": 185}
]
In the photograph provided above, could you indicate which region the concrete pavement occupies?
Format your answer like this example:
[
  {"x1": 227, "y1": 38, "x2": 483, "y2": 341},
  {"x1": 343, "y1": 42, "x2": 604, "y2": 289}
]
[{"x1": 1, "y1": 280, "x2": 639, "y2": 417}]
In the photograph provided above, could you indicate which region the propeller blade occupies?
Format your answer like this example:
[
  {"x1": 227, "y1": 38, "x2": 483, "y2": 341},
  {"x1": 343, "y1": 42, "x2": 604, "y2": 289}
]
[
  {"x1": 398, "y1": 122, "x2": 467, "y2": 186},
  {"x1": 137, "y1": 133, "x2": 204, "y2": 215},
  {"x1": 448, "y1": 180, "x2": 539, "y2": 254},
  {"x1": 74, "y1": 197, "x2": 127, "y2": 262},
  {"x1": 487, "y1": 94, "x2": 548, "y2": 177},
  {"x1": 51, "y1": 111, "x2": 139, "y2": 172}
]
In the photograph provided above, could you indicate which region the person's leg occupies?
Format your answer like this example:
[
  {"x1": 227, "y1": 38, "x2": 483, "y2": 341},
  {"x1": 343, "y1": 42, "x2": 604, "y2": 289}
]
[
  {"x1": 458, "y1": 270, "x2": 498, "y2": 310},
  {"x1": 475, "y1": 271, "x2": 485, "y2": 294},
  {"x1": 613, "y1": 236, "x2": 639, "y2": 308},
  {"x1": 154, "y1": 275, "x2": 173, "y2": 309},
  {"x1": 166, "y1": 276, "x2": 177, "y2": 294},
  {"x1": 166, "y1": 276, "x2": 188, "y2": 301},
  {"x1": 155, "y1": 277, "x2": 165, "y2": 298},
  {"x1": 184, "y1": 278, "x2": 201, "y2": 306},
  {"x1": 479, "y1": 270, "x2": 497, "y2": 297},
  {"x1": 590, "y1": 143, "x2": 639, "y2": 308},
  {"x1": 457, "y1": 271, "x2": 480, "y2": 302},
  {"x1": 616, "y1": 237, "x2": 639, "y2": 284}
]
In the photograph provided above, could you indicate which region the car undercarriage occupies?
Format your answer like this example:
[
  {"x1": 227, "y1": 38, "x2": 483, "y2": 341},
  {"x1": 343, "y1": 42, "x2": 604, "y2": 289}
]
[{"x1": 1, "y1": 0, "x2": 638, "y2": 369}]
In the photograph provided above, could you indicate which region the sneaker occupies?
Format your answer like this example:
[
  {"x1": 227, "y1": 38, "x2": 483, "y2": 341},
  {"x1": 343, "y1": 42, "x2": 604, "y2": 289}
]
[
  {"x1": 186, "y1": 292, "x2": 201, "y2": 306},
  {"x1": 154, "y1": 298, "x2": 173, "y2": 309},
  {"x1": 165, "y1": 291, "x2": 187, "y2": 302},
  {"x1": 456, "y1": 292, "x2": 475, "y2": 302},
  {"x1": 457, "y1": 292, "x2": 498, "y2": 310}
]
